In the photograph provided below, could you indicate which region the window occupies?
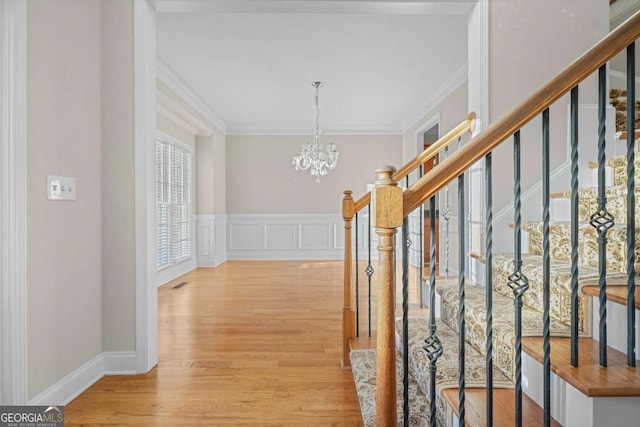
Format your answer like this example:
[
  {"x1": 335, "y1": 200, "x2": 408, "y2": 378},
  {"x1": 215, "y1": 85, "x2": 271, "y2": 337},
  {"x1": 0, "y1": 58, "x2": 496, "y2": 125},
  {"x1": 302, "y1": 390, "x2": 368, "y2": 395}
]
[{"x1": 156, "y1": 136, "x2": 192, "y2": 270}]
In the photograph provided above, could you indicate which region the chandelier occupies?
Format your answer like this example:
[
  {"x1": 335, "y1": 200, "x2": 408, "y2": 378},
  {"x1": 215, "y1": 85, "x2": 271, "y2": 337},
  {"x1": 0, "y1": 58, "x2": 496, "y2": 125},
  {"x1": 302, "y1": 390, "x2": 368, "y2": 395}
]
[{"x1": 292, "y1": 82, "x2": 339, "y2": 183}]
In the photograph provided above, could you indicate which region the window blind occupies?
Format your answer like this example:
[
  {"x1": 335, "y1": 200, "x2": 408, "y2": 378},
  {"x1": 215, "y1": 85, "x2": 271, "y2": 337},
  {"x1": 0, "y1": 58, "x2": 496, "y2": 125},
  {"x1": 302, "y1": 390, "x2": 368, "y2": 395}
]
[{"x1": 156, "y1": 139, "x2": 192, "y2": 270}]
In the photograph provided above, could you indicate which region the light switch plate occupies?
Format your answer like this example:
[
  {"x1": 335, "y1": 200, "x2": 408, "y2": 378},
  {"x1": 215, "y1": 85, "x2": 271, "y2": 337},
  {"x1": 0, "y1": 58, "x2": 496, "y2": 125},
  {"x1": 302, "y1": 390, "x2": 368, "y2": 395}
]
[{"x1": 47, "y1": 175, "x2": 76, "y2": 201}]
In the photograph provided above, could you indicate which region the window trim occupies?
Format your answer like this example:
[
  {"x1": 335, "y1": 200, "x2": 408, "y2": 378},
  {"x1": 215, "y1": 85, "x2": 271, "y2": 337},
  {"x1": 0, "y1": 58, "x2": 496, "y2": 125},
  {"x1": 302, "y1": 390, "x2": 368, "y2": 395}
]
[{"x1": 155, "y1": 131, "x2": 194, "y2": 271}]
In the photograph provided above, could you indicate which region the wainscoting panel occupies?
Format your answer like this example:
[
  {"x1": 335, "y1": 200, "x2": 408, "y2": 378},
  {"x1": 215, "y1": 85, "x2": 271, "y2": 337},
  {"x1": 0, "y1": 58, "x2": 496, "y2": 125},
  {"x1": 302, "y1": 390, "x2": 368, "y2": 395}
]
[
  {"x1": 229, "y1": 223, "x2": 261, "y2": 250},
  {"x1": 196, "y1": 214, "x2": 227, "y2": 268},
  {"x1": 265, "y1": 224, "x2": 296, "y2": 250},
  {"x1": 227, "y1": 214, "x2": 346, "y2": 260},
  {"x1": 299, "y1": 223, "x2": 331, "y2": 250}
]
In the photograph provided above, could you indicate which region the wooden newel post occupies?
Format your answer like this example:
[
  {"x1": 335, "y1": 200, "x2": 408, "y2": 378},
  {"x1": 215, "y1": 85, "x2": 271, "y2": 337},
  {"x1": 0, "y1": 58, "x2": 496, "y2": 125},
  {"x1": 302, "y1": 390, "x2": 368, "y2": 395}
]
[
  {"x1": 342, "y1": 190, "x2": 356, "y2": 368},
  {"x1": 372, "y1": 166, "x2": 403, "y2": 426}
]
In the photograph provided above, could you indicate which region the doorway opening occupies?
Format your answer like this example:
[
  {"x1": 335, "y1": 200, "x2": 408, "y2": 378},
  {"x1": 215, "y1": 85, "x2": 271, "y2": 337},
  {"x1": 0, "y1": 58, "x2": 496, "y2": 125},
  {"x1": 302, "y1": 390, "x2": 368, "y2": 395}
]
[{"x1": 422, "y1": 123, "x2": 440, "y2": 275}]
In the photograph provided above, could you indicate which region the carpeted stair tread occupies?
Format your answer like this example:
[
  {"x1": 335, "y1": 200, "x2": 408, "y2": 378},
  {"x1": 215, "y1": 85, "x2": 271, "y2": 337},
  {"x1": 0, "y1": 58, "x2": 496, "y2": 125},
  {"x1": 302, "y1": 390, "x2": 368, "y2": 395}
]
[
  {"x1": 492, "y1": 254, "x2": 597, "y2": 334},
  {"x1": 350, "y1": 348, "x2": 432, "y2": 426},
  {"x1": 437, "y1": 282, "x2": 573, "y2": 380},
  {"x1": 394, "y1": 317, "x2": 513, "y2": 427},
  {"x1": 522, "y1": 221, "x2": 640, "y2": 273}
]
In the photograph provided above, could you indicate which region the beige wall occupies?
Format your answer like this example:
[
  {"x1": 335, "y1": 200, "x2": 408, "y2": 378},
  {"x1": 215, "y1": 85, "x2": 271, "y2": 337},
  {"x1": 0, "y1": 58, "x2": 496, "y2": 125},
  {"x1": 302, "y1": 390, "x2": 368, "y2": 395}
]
[
  {"x1": 402, "y1": 82, "x2": 469, "y2": 164},
  {"x1": 100, "y1": 0, "x2": 135, "y2": 353},
  {"x1": 401, "y1": 82, "x2": 469, "y2": 274},
  {"x1": 488, "y1": 0, "x2": 609, "y2": 218},
  {"x1": 27, "y1": 0, "x2": 103, "y2": 398},
  {"x1": 226, "y1": 134, "x2": 402, "y2": 214},
  {"x1": 27, "y1": 0, "x2": 138, "y2": 398}
]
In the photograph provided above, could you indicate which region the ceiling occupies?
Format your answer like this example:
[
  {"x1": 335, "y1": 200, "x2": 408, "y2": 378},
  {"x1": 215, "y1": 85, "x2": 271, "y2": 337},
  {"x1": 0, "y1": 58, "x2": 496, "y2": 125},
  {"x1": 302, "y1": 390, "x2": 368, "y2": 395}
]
[{"x1": 155, "y1": 0, "x2": 474, "y2": 134}]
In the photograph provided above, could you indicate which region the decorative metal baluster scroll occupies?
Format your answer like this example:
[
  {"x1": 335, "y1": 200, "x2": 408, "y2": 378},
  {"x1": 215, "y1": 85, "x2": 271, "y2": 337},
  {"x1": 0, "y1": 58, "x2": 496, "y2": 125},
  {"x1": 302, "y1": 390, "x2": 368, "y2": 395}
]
[
  {"x1": 424, "y1": 195, "x2": 442, "y2": 427},
  {"x1": 442, "y1": 146, "x2": 452, "y2": 279},
  {"x1": 590, "y1": 65, "x2": 614, "y2": 367},
  {"x1": 507, "y1": 130, "x2": 529, "y2": 427}
]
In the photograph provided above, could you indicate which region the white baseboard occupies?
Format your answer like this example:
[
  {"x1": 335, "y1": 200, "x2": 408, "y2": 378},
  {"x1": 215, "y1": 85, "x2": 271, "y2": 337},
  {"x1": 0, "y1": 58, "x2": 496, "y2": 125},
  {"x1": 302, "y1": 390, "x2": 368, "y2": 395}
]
[
  {"x1": 104, "y1": 351, "x2": 137, "y2": 375},
  {"x1": 156, "y1": 257, "x2": 197, "y2": 287},
  {"x1": 28, "y1": 351, "x2": 136, "y2": 406}
]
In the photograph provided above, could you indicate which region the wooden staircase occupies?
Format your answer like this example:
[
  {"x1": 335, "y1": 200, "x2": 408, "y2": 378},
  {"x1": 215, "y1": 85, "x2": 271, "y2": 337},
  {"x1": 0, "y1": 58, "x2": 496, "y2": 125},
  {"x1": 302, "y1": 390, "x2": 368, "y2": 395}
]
[{"x1": 343, "y1": 10, "x2": 640, "y2": 427}]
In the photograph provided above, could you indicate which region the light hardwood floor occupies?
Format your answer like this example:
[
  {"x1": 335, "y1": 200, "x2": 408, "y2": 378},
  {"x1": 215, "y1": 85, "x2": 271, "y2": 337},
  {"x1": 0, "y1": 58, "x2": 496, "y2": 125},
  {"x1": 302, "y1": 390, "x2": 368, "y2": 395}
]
[{"x1": 65, "y1": 261, "x2": 364, "y2": 426}]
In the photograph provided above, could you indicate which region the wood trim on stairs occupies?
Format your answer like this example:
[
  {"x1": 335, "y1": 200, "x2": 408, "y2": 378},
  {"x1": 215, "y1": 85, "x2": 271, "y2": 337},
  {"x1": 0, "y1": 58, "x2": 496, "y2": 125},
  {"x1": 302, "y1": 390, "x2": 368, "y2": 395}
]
[
  {"x1": 583, "y1": 284, "x2": 640, "y2": 310},
  {"x1": 442, "y1": 388, "x2": 561, "y2": 427},
  {"x1": 521, "y1": 336, "x2": 640, "y2": 397}
]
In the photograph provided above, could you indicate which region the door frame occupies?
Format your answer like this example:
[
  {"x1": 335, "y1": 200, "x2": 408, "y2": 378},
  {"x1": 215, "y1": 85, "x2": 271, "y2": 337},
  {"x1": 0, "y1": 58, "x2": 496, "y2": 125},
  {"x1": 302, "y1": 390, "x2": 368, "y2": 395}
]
[{"x1": 0, "y1": 0, "x2": 28, "y2": 405}]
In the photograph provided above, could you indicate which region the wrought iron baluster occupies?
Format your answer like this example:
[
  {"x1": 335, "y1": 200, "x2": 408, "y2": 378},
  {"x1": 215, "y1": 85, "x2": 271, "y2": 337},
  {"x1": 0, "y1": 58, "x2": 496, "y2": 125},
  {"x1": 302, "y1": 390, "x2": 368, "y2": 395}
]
[
  {"x1": 458, "y1": 173, "x2": 466, "y2": 426},
  {"x1": 627, "y1": 42, "x2": 637, "y2": 367},
  {"x1": 508, "y1": 130, "x2": 529, "y2": 427},
  {"x1": 590, "y1": 65, "x2": 614, "y2": 367},
  {"x1": 570, "y1": 86, "x2": 580, "y2": 367},
  {"x1": 402, "y1": 216, "x2": 411, "y2": 427},
  {"x1": 355, "y1": 212, "x2": 359, "y2": 337},
  {"x1": 367, "y1": 204, "x2": 374, "y2": 338},
  {"x1": 443, "y1": 146, "x2": 452, "y2": 279},
  {"x1": 542, "y1": 108, "x2": 552, "y2": 427},
  {"x1": 485, "y1": 152, "x2": 494, "y2": 427},
  {"x1": 420, "y1": 166, "x2": 425, "y2": 308},
  {"x1": 424, "y1": 195, "x2": 442, "y2": 427}
]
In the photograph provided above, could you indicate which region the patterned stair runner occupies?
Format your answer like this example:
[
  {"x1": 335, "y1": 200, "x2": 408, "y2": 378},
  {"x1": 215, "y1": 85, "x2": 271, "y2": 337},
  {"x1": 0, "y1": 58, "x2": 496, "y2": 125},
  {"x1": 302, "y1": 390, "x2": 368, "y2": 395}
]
[
  {"x1": 438, "y1": 282, "x2": 574, "y2": 381},
  {"x1": 350, "y1": 348, "x2": 431, "y2": 426}
]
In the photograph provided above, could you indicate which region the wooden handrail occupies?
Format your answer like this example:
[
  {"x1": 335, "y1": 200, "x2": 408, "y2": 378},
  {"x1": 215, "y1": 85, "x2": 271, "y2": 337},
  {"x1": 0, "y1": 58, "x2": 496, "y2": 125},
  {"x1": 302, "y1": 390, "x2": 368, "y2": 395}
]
[
  {"x1": 351, "y1": 113, "x2": 476, "y2": 214},
  {"x1": 404, "y1": 11, "x2": 640, "y2": 214},
  {"x1": 354, "y1": 192, "x2": 371, "y2": 213},
  {"x1": 394, "y1": 112, "x2": 476, "y2": 181}
]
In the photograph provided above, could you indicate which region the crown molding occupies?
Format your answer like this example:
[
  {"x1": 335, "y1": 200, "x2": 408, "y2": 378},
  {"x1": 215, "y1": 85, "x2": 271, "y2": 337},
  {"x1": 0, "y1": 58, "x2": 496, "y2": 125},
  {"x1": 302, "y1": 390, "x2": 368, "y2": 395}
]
[
  {"x1": 401, "y1": 62, "x2": 468, "y2": 133},
  {"x1": 156, "y1": 60, "x2": 227, "y2": 134},
  {"x1": 226, "y1": 127, "x2": 402, "y2": 136},
  {"x1": 156, "y1": 90, "x2": 212, "y2": 136},
  {"x1": 156, "y1": 1, "x2": 477, "y2": 15}
]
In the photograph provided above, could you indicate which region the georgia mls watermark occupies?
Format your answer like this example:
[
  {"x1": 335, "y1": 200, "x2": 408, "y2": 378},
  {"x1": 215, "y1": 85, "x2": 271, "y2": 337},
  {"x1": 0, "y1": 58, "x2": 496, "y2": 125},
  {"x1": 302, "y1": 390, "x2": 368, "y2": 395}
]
[{"x1": 0, "y1": 406, "x2": 64, "y2": 427}]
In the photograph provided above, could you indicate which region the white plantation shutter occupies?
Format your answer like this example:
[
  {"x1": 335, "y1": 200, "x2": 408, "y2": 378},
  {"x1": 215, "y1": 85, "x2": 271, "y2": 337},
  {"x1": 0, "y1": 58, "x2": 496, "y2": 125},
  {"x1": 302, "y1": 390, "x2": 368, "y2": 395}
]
[{"x1": 156, "y1": 137, "x2": 192, "y2": 270}]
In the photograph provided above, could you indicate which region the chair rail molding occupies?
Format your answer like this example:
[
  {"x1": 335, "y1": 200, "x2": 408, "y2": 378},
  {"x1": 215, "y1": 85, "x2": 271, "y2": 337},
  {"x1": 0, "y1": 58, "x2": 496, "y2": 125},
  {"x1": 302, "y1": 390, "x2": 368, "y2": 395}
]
[{"x1": 0, "y1": 0, "x2": 27, "y2": 405}]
